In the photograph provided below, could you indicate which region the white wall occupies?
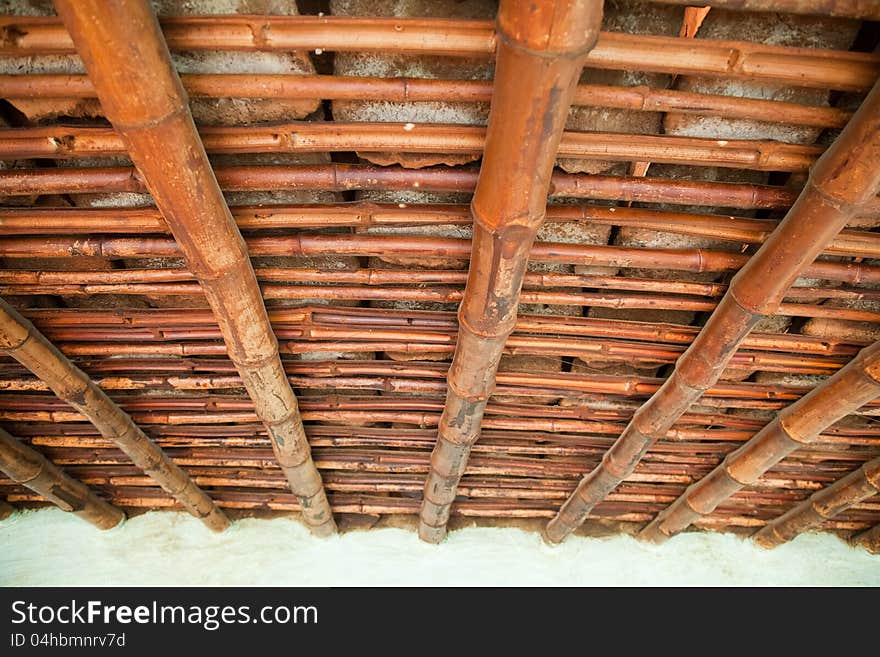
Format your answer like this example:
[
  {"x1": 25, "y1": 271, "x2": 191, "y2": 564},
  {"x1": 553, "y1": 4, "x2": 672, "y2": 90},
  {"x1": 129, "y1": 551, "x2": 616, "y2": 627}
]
[{"x1": 1, "y1": 508, "x2": 877, "y2": 586}]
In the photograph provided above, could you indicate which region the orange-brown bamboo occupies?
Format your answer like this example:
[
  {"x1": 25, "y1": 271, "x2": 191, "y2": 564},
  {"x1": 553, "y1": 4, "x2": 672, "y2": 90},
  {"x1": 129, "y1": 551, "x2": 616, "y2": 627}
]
[
  {"x1": 650, "y1": 0, "x2": 880, "y2": 19},
  {"x1": 752, "y1": 456, "x2": 880, "y2": 548},
  {"x1": 0, "y1": 122, "x2": 823, "y2": 172},
  {"x1": 0, "y1": 16, "x2": 876, "y2": 91},
  {"x1": 0, "y1": 164, "x2": 824, "y2": 212},
  {"x1": 0, "y1": 73, "x2": 850, "y2": 129},
  {"x1": 0, "y1": 425, "x2": 124, "y2": 529},
  {"x1": 0, "y1": 297, "x2": 227, "y2": 531},
  {"x1": 53, "y1": 0, "x2": 335, "y2": 535},
  {"x1": 418, "y1": 0, "x2": 603, "y2": 543},
  {"x1": 853, "y1": 522, "x2": 880, "y2": 553},
  {"x1": 544, "y1": 78, "x2": 880, "y2": 544},
  {"x1": 639, "y1": 340, "x2": 880, "y2": 543}
]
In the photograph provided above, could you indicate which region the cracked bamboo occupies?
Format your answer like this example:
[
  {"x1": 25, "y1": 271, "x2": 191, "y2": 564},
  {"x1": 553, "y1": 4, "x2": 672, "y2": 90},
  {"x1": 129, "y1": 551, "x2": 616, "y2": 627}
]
[
  {"x1": 418, "y1": 0, "x2": 604, "y2": 543},
  {"x1": 544, "y1": 77, "x2": 880, "y2": 544},
  {"x1": 53, "y1": 0, "x2": 335, "y2": 535},
  {"x1": 752, "y1": 455, "x2": 880, "y2": 548},
  {"x1": 0, "y1": 297, "x2": 227, "y2": 530},
  {"x1": 639, "y1": 340, "x2": 880, "y2": 543},
  {"x1": 0, "y1": 425, "x2": 124, "y2": 529}
]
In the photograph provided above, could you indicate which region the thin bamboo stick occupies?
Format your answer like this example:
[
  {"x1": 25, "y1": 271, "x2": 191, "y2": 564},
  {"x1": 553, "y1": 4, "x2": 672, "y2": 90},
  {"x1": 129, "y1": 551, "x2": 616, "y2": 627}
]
[
  {"x1": 0, "y1": 297, "x2": 228, "y2": 530},
  {"x1": 543, "y1": 78, "x2": 880, "y2": 545},
  {"x1": 639, "y1": 340, "x2": 880, "y2": 543},
  {"x1": 0, "y1": 164, "x2": 826, "y2": 212},
  {"x1": 56, "y1": 0, "x2": 337, "y2": 536},
  {"x1": 0, "y1": 16, "x2": 876, "y2": 91},
  {"x1": 752, "y1": 456, "x2": 880, "y2": 548},
  {"x1": 0, "y1": 425, "x2": 124, "y2": 529},
  {"x1": 0, "y1": 74, "x2": 850, "y2": 129},
  {"x1": 2, "y1": 232, "x2": 878, "y2": 284},
  {"x1": 3, "y1": 201, "x2": 879, "y2": 259},
  {"x1": 0, "y1": 122, "x2": 823, "y2": 172},
  {"x1": 418, "y1": 0, "x2": 603, "y2": 543},
  {"x1": 649, "y1": 0, "x2": 880, "y2": 20}
]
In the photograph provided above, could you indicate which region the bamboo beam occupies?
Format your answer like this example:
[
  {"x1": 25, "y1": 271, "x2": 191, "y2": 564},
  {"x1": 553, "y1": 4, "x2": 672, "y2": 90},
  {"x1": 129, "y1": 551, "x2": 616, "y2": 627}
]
[
  {"x1": 0, "y1": 164, "x2": 829, "y2": 212},
  {"x1": 53, "y1": 0, "x2": 336, "y2": 536},
  {"x1": 648, "y1": 0, "x2": 880, "y2": 20},
  {"x1": 418, "y1": 0, "x2": 603, "y2": 543},
  {"x1": 639, "y1": 340, "x2": 880, "y2": 543},
  {"x1": 0, "y1": 16, "x2": 876, "y2": 91},
  {"x1": 0, "y1": 122, "x2": 824, "y2": 172},
  {"x1": 0, "y1": 425, "x2": 123, "y2": 529},
  {"x1": 543, "y1": 78, "x2": 880, "y2": 544},
  {"x1": 752, "y1": 456, "x2": 880, "y2": 548},
  {"x1": 0, "y1": 74, "x2": 851, "y2": 129},
  {"x1": 0, "y1": 297, "x2": 227, "y2": 530},
  {"x1": 0, "y1": 499, "x2": 14, "y2": 520}
]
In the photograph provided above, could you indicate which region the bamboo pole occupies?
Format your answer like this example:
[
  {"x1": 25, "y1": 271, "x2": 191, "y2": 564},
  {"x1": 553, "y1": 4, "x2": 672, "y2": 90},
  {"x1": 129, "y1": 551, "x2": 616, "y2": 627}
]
[
  {"x1": 0, "y1": 16, "x2": 876, "y2": 91},
  {"x1": 543, "y1": 78, "x2": 880, "y2": 545},
  {"x1": 649, "y1": 0, "x2": 880, "y2": 20},
  {"x1": 0, "y1": 164, "x2": 829, "y2": 212},
  {"x1": 0, "y1": 297, "x2": 228, "y2": 530},
  {"x1": 3, "y1": 232, "x2": 879, "y2": 285},
  {"x1": 53, "y1": 0, "x2": 335, "y2": 536},
  {"x1": 3, "y1": 202, "x2": 880, "y2": 259},
  {"x1": 752, "y1": 456, "x2": 880, "y2": 548},
  {"x1": 418, "y1": 0, "x2": 603, "y2": 543},
  {"x1": 0, "y1": 73, "x2": 851, "y2": 129},
  {"x1": 0, "y1": 122, "x2": 823, "y2": 172},
  {"x1": 0, "y1": 425, "x2": 124, "y2": 529},
  {"x1": 639, "y1": 340, "x2": 880, "y2": 543},
  {"x1": 0, "y1": 499, "x2": 15, "y2": 520}
]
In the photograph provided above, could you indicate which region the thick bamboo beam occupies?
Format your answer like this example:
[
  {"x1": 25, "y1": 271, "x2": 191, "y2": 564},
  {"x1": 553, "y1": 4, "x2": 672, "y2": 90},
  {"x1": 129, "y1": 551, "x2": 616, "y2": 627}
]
[
  {"x1": 0, "y1": 425, "x2": 123, "y2": 529},
  {"x1": 418, "y1": 0, "x2": 603, "y2": 543},
  {"x1": 0, "y1": 164, "x2": 829, "y2": 212},
  {"x1": 0, "y1": 297, "x2": 227, "y2": 530},
  {"x1": 543, "y1": 78, "x2": 880, "y2": 544},
  {"x1": 0, "y1": 499, "x2": 14, "y2": 520},
  {"x1": 0, "y1": 74, "x2": 850, "y2": 129},
  {"x1": 649, "y1": 0, "x2": 880, "y2": 20},
  {"x1": 53, "y1": 0, "x2": 335, "y2": 535},
  {"x1": 752, "y1": 456, "x2": 880, "y2": 548},
  {"x1": 0, "y1": 16, "x2": 876, "y2": 91},
  {"x1": 639, "y1": 341, "x2": 880, "y2": 543}
]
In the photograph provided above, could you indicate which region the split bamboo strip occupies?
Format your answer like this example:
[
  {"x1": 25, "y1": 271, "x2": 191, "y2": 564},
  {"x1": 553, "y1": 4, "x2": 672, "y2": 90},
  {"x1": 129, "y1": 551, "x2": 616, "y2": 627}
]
[
  {"x1": 54, "y1": 0, "x2": 335, "y2": 535},
  {"x1": 543, "y1": 78, "x2": 880, "y2": 544},
  {"x1": 418, "y1": 0, "x2": 603, "y2": 543},
  {"x1": 853, "y1": 522, "x2": 880, "y2": 553},
  {"x1": 639, "y1": 340, "x2": 880, "y2": 543},
  {"x1": 649, "y1": 0, "x2": 880, "y2": 20},
  {"x1": 0, "y1": 164, "x2": 829, "y2": 211},
  {"x1": 0, "y1": 16, "x2": 876, "y2": 91},
  {"x1": 0, "y1": 297, "x2": 228, "y2": 530},
  {"x1": 2, "y1": 233, "x2": 879, "y2": 284},
  {"x1": 0, "y1": 425, "x2": 123, "y2": 529},
  {"x1": 0, "y1": 122, "x2": 823, "y2": 172},
  {"x1": 752, "y1": 456, "x2": 880, "y2": 547},
  {"x1": 3, "y1": 202, "x2": 880, "y2": 259},
  {"x1": 0, "y1": 74, "x2": 850, "y2": 129}
]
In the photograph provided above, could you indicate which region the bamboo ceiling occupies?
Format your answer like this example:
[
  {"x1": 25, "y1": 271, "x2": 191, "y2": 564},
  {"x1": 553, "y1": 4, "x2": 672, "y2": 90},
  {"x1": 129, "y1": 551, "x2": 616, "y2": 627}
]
[{"x1": 0, "y1": 0, "x2": 879, "y2": 552}]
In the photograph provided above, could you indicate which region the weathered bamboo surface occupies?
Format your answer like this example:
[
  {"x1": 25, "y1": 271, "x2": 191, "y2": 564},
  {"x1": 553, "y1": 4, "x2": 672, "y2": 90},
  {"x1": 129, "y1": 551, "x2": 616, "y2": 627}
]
[
  {"x1": 544, "y1": 78, "x2": 880, "y2": 544},
  {"x1": 639, "y1": 340, "x2": 880, "y2": 543},
  {"x1": 0, "y1": 425, "x2": 123, "y2": 529},
  {"x1": 53, "y1": 0, "x2": 335, "y2": 536},
  {"x1": 0, "y1": 298, "x2": 228, "y2": 531},
  {"x1": 0, "y1": 16, "x2": 876, "y2": 91},
  {"x1": 752, "y1": 456, "x2": 880, "y2": 547},
  {"x1": 854, "y1": 522, "x2": 880, "y2": 553}
]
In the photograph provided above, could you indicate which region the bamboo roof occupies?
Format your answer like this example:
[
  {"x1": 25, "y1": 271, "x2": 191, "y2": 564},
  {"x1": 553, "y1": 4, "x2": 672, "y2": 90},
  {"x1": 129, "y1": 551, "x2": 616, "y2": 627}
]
[{"x1": 0, "y1": 0, "x2": 878, "y2": 550}]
